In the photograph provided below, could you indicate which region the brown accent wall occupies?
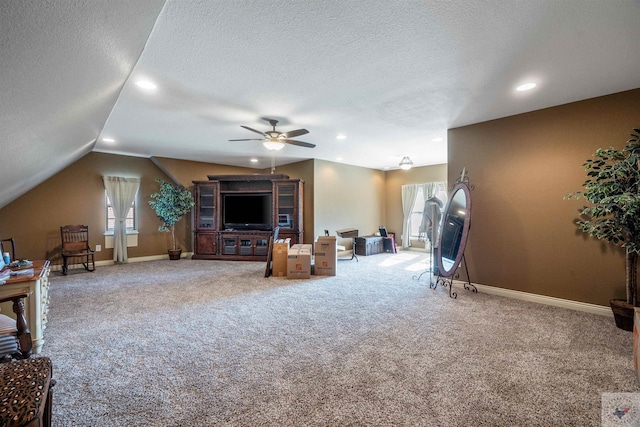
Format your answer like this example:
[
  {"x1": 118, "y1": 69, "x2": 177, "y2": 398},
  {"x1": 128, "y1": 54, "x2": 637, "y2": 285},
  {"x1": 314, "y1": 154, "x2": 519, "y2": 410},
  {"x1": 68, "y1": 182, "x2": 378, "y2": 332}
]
[
  {"x1": 150, "y1": 156, "x2": 259, "y2": 186},
  {"x1": 0, "y1": 148, "x2": 435, "y2": 269},
  {"x1": 0, "y1": 152, "x2": 177, "y2": 265},
  {"x1": 313, "y1": 160, "x2": 386, "y2": 248},
  {"x1": 448, "y1": 88, "x2": 640, "y2": 306},
  {"x1": 384, "y1": 164, "x2": 448, "y2": 247}
]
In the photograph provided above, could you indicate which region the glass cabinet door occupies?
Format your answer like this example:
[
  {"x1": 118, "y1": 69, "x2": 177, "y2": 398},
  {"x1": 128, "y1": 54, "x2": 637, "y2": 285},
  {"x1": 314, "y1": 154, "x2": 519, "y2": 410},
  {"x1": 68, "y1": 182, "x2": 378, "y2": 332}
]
[
  {"x1": 255, "y1": 238, "x2": 269, "y2": 255},
  {"x1": 198, "y1": 185, "x2": 215, "y2": 229},
  {"x1": 276, "y1": 183, "x2": 296, "y2": 230}
]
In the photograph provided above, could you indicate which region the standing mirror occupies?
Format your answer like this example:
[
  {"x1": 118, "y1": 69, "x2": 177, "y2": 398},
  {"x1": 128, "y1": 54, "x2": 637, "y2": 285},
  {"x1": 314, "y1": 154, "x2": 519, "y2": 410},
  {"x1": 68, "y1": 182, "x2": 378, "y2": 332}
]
[
  {"x1": 437, "y1": 182, "x2": 471, "y2": 277},
  {"x1": 433, "y1": 177, "x2": 476, "y2": 299}
]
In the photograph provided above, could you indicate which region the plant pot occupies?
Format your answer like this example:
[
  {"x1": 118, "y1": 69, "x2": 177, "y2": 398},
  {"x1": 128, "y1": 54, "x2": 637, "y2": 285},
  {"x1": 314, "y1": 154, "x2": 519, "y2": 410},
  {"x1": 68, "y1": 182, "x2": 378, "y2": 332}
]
[
  {"x1": 168, "y1": 249, "x2": 182, "y2": 260},
  {"x1": 610, "y1": 299, "x2": 635, "y2": 331}
]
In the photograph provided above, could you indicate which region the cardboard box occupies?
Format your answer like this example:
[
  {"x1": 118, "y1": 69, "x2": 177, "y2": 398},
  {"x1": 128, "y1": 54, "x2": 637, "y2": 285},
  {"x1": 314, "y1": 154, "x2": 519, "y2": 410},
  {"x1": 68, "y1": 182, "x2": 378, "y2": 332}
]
[
  {"x1": 287, "y1": 244, "x2": 312, "y2": 279},
  {"x1": 314, "y1": 236, "x2": 337, "y2": 276},
  {"x1": 272, "y1": 238, "x2": 291, "y2": 277}
]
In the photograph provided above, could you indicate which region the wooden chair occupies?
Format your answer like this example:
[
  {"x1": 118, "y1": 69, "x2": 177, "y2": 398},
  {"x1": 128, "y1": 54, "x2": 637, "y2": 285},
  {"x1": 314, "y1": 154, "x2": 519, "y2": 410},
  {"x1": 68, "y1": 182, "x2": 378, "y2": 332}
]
[
  {"x1": 60, "y1": 225, "x2": 95, "y2": 275},
  {"x1": 0, "y1": 291, "x2": 32, "y2": 360},
  {"x1": 0, "y1": 237, "x2": 16, "y2": 262}
]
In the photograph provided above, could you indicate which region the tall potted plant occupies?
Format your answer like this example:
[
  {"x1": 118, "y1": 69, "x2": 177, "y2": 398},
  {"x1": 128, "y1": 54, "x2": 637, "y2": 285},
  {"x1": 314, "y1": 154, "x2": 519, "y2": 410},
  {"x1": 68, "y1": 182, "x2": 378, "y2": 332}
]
[
  {"x1": 149, "y1": 178, "x2": 195, "y2": 260},
  {"x1": 566, "y1": 128, "x2": 640, "y2": 330}
]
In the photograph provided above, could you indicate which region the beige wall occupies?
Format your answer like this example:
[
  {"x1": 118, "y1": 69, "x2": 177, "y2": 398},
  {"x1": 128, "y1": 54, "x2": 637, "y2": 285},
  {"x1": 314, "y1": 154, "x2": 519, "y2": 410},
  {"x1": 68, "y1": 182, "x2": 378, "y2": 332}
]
[
  {"x1": 313, "y1": 160, "x2": 386, "y2": 248},
  {"x1": 384, "y1": 164, "x2": 448, "y2": 247},
  {"x1": 0, "y1": 152, "x2": 178, "y2": 265},
  {"x1": 448, "y1": 88, "x2": 640, "y2": 306}
]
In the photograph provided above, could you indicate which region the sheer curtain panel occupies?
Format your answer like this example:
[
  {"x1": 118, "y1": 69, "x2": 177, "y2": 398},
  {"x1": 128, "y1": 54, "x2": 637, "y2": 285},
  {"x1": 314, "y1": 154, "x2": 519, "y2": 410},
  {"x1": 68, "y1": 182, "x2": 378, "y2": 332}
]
[
  {"x1": 401, "y1": 184, "x2": 419, "y2": 249},
  {"x1": 103, "y1": 176, "x2": 140, "y2": 263}
]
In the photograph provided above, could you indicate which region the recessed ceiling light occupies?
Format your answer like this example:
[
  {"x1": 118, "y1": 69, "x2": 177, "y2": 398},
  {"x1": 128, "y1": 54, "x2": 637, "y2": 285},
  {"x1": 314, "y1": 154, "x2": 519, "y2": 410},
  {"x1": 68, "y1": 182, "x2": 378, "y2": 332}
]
[
  {"x1": 135, "y1": 80, "x2": 157, "y2": 90},
  {"x1": 336, "y1": 134, "x2": 346, "y2": 140},
  {"x1": 516, "y1": 82, "x2": 537, "y2": 91},
  {"x1": 102, "y1": 138, "x2": 115, "y2": 143},
  {"x1": 250, "y1": 158, "x2": 258, "y2": 163},
  {"x1": 384, "y1": 166, "x2": 390, "y2": 170},
  {"x1": 336, "y1": 157, "x2": 343, "y2": 162},
  {"x1": 432, "y1": 137, "x2": 443, "y2": 142}
]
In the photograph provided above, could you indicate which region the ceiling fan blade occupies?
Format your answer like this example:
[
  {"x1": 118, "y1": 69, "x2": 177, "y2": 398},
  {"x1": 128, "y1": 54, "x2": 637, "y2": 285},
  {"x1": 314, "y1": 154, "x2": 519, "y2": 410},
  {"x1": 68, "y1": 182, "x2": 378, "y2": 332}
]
[
  {"x1": 241, "y1": 126, "x2": 267, "y2": 136},
  {"x1": 228, "y1": 138, "x2": 264, "y2": 141},
  {"x1": 283, "y1": 128, "x2": 309, "y2": 138},
  {"x1": 284, "y1": 139, "x2": 316, "y2": 148}
]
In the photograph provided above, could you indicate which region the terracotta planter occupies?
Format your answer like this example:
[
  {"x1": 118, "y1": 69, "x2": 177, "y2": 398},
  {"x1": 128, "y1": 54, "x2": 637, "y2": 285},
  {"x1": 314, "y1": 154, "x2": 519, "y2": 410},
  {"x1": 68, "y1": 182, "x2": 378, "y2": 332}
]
[
  {"x1": 168, "y1": 249, "x2": 182, "y2": 260},
  {"x1": 610, "y1": 299, "x2": 634, "y2": 331}
]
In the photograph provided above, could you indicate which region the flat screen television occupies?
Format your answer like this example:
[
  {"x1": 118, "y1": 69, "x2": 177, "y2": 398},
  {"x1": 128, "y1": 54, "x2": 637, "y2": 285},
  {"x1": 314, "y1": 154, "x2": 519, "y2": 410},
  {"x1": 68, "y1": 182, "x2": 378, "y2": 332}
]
[{"x1": 223, "y1": 193, "x2": 272, "y2": 230}]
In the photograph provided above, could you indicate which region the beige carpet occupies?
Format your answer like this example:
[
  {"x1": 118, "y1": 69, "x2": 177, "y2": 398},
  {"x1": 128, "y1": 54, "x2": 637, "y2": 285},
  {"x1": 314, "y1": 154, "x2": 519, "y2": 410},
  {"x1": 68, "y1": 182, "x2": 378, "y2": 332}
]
[{"x1": 40, "y1": 251, "x2": 638, "y2": 426}]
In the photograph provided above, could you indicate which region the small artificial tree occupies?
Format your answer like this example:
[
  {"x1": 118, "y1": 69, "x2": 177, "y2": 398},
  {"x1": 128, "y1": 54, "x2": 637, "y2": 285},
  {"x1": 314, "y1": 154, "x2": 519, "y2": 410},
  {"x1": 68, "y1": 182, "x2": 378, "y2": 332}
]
[
  {"x1": 149, "y1": 179, "x2": 195, "y2": 251},
  {"x1": 565, "y1": 128, "x2": 640, "y2": 306}
]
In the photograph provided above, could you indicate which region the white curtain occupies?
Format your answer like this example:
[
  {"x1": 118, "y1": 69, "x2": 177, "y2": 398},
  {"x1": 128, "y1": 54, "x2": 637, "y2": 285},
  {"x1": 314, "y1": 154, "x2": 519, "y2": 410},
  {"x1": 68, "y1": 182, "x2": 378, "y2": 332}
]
[
  {"x1": 401, "y1": 184, "x2": 419, "y2": 249},
  {"x1": 103, "y1": 176, "x2": 140, "y2": 263}
]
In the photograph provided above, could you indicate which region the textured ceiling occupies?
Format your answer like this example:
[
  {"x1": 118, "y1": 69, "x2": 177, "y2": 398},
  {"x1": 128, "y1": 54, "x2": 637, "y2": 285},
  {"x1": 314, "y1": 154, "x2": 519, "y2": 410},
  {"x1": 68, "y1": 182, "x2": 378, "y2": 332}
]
[{"x1": 2, "y1": 1, "x2": 640, "y2": 208}]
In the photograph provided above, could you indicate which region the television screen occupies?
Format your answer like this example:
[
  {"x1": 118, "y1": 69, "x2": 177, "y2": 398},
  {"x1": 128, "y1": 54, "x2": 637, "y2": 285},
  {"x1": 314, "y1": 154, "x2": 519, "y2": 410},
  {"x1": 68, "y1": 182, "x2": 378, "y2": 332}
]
[{"x1": 223, "y1": 194, "x2": 272, "y2": 230}]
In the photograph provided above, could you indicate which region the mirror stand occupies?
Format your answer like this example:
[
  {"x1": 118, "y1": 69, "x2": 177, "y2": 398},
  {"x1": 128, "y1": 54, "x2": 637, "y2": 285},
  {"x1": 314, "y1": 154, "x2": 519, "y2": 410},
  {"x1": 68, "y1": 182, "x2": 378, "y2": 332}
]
[
  {"x1": 431, "y1": 254, "x2": 476, "y2": 299},
  {"x1": 430, "y1": 169, "x2": 477, "y2": 299}
]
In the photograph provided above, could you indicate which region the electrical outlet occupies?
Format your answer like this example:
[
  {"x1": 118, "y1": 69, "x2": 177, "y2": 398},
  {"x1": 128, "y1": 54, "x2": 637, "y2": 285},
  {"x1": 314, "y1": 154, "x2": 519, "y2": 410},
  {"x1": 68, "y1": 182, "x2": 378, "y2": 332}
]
[{"x1": 95, "y1": 244, "x2": 101, "y2": 252}]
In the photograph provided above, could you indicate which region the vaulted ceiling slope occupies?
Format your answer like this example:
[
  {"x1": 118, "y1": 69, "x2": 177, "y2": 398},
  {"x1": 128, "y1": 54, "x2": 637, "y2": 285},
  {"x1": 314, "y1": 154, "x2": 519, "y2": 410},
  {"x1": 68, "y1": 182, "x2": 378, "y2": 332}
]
[
  {"x1": 0, "y1": 0, "x2": 165, "y2": 209},
  {"x1": 2, "y1": 1, "x2": 640, "y2": 210}
]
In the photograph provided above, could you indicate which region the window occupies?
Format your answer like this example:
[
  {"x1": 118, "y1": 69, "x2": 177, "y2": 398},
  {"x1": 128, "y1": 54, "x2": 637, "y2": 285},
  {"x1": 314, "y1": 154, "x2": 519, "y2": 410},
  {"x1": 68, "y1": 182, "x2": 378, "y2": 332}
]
[
  {"x1": 410, "y1": 190, "x2": 426, "y2": 239},
  {"x1": 105, "y1": 192, "x2": 137, "y2": 233},
  {"x1": 409, "y1": 183, "x2": 448, "y2": 240}
]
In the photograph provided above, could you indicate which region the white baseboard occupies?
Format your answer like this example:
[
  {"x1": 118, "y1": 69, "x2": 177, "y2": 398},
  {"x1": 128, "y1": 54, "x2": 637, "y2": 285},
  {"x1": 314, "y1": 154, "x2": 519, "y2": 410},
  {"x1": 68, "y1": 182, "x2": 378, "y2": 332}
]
[
  {"x1": 452, "y1": 280, "x2": 612, "y2": 317},
  {"x1": 50, "y1": 252, "x2": 194, "y2": 272}
]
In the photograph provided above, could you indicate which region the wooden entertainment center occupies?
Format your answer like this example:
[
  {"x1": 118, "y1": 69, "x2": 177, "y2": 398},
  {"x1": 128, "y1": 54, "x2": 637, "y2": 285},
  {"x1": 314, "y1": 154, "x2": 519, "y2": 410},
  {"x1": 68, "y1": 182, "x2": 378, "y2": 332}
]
[{"x1": 192, "y1": 174, "x2": 303, "y2": 261}]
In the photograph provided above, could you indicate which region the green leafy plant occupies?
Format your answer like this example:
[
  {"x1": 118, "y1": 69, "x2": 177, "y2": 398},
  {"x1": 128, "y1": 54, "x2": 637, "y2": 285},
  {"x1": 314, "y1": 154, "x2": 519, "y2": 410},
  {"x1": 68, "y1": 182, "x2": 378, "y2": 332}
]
[
  {"x1": 565, "y1": 128, "x2": 640, "y2": 305},
  {"x1": 149, "y1": 179, "x2": 195, "y2": 251}
]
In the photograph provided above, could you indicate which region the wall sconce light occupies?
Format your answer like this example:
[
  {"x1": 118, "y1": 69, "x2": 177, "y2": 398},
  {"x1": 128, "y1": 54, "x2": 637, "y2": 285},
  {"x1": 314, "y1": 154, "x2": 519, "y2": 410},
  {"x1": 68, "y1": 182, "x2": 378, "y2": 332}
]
[{"x1": 399, "y1": 156, "x2": 413, "y2": 170}]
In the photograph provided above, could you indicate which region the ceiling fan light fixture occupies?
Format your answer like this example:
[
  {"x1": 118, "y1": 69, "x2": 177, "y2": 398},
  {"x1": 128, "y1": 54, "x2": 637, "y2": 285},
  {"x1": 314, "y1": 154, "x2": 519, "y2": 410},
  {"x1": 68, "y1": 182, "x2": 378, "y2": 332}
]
[
  {"x1": 516, "y1": 82, "x2": 537, "y2": 91},
  {"x1": 399, "y1": 156, "x2": 413, "y2": 170},
  {"x1": 263, "y1": 140, "x2": 285, "y2": 151}
]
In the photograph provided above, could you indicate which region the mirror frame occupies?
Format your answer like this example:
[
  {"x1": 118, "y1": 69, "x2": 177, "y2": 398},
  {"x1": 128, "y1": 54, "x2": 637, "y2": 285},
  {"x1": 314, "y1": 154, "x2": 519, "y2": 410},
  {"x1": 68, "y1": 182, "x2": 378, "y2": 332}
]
[{"x1": 436, "y1": 182, "x2": 472, "y2": 278}]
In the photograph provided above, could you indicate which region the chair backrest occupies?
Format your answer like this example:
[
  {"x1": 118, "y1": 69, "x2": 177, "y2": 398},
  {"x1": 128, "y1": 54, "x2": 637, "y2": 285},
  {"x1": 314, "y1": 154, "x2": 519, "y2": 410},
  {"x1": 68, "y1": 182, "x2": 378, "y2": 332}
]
[
  {"x1": 61, "y1": 225, "x2": 90, "y2": 254},
  {"x1": 0, "y1": 238, "x2": 16, "y2": 261}
]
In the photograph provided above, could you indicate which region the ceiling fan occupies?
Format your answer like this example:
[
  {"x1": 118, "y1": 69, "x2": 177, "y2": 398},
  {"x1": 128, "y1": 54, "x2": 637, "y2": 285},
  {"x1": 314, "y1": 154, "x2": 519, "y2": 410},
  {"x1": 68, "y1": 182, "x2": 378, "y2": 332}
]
[{"x1": 229, "y1": 118, "x2": 315, "y2": 150}]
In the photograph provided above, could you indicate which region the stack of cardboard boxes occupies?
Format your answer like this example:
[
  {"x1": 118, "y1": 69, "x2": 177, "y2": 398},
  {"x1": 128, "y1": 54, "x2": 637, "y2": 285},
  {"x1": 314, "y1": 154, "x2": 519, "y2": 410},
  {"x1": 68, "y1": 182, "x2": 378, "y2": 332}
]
[{"x1": 271, "y1": 236, "x2": 337, "y2": 279}]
